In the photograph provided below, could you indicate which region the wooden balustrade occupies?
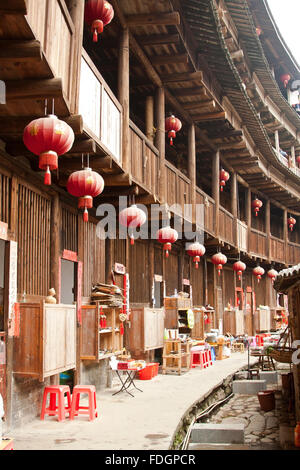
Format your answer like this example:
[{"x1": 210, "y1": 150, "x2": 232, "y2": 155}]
[
  {"x1": 195, "y1": 188, "x2": 215, "y2": 235},
  {"x1": 287, "y1": 241, "x2": 300, "y2": 265},
  {"x1": 165, "y1": 161, "x2": 192, "y2": 220},
  {"x1": 270, "y1": 235, "x2": 285, "y2": 263},
  {"x1": 249, "y1": 228, "x2": 268, "y2": 258},
  {"x1": 219, "y1": 206, "x2": 235, "y2": 245},
  {"x1": 129, "y1": 121, "x2": 159, "y2": 197},
  {"x1": 237, "y1": 219, "x2": 248, "y2": 252}
]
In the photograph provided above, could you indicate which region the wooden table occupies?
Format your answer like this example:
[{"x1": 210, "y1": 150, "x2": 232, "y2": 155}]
[{"x1": 250, "y1": 352, "x2": 276, "y2": 370}]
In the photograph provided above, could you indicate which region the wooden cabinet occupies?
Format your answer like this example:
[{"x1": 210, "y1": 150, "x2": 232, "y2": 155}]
[
  {"x1": 164, "y1": 297, "x2": 192, "y2": 329},
  {"x1": 127, "y1": 305, "x2": 165, "y2": 357},
  {"x1": 223, "y1": 309, "x2": 244, "y2": 336},
  {"x1": 255, "y1": 307, "x2": 271, "y2": 333},
  {"x1": 13, "y1": 302, "x2": 76, "y2": 382},
  {"x1": 162, "y1": 339, "x2": 191, "y2": 375},
  {"x1": 191, "y1": 309, "x2": 205, "y2": 340},
  {"x1": 80, "y1": 304, "x2": 123, "y2": 361}
]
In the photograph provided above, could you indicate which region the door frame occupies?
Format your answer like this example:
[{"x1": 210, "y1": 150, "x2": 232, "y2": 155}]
[{"x1": 59, "y1": 250, "x2": 82, "y2": 324}]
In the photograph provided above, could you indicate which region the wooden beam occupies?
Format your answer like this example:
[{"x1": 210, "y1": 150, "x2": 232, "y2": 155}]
[
  {"x1": 0, "y1": 114, "x2": 83, "y2": 137},
  {"x1": 183, "y1": 100, "x2": 216, "y2": 111},
  {"x1": 6, "y1": 138, "x2": 95, "y2": 158},
  {"x1": 175, "y1": 87, "x2": 206, "y2": 97},
  {"x1": 193, "y1": 112, "x2": 226, "y2": 122},
  {"x1": 126, "y1": 12, "x2": 180, "y2": 27},
  {"x1": 151, "y1": 54, "x2": 189, "y2": 66},
  {"x1": 138, "y1": 33, "x2": 180, "y2": 46},
  {"x1": 103, "y1": 174, "x2": 132, "y2": 187},
  {"x1": 0, "y1": 0, "x2": 27, "y2": 14},
  {"x1": 5, "y1": 78, "x2": 63, "y2": 101},
  {"x1": 0, "y1": 40, "x2": 42, "y2": 61},
  {"x1": 161, "y1": 71, "x2": 203, "y2": 84}
]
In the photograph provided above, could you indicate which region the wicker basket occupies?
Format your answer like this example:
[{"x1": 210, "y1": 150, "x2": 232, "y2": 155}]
[{"x1": 268, "y1": 348, "x2": 294, "y2": 364}]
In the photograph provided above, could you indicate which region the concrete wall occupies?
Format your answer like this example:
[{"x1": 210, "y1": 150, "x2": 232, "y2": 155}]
[{"x1": 80, "y1": 359, "x2": 113, "y2": 390}]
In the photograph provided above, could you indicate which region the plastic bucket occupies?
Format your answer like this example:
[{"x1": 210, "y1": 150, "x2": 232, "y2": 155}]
[
  {"x1": 138, "y1": 364, "x2": 153, "y2": 380},
  {"x1": 257, "y1": 390, "x2": 275, "y2": 412},
  {"x1": 150, "y1": 362, "x2": 159, "y2": 376}
]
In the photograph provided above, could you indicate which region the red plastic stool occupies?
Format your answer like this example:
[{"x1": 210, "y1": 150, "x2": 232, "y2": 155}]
[
  {"x1": 70, "y1": 385, "x2": 98, "y2": 421},
  {"x1": 190, "y1": 351, "x2": 204, "y2": 369},
  {"x1": 40, "y1": 385, "x2": 71, "y2": 422},
  {"x1": 203, "y1": 350, "x2": 213, "y2": 368},
  {"x1": 207, "y1": 350, "x2": 213, "y2": 366}
]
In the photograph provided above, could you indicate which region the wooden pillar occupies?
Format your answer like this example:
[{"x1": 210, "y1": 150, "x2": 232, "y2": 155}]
[
  {"x1": 105, "y1": 238, "x2": 113, "y2": 284},
  {"x1": 118, "y1": 27, "x2": 130, "y2": 174},
  {"x1": 246, "y1": 187, "x2": 252, "y2": 252},
  {"x1": 155, "y1": 87, "x2": 166, "y2": 202},
  {"x1": 231, "y1": 172, "x2": 238, "y2": 218},
  {"x1": 145, "y1": 96, "x2": 154, "y2": 143},
  {"x1": 203, "y1": 257, "x2": 208, "y2": 306},
  {"x1": 265, "y1": 199, "x2": 270, "y2": 260},
  {"x1": 275, "y1": 130, "x2": 280, "y2": 155},
  {"x1": 67, "y1": 0, "x2": 85, "y2": 114},
  {"x1": 50, "y1": 194, "x2": 61, "y2": 296},
  {"x1": 283, "y1": 208, "x2": 288, "y2": 263},
  {"x1": 188, "y1": 123, "x2": 196, "y2": 223},
  {"x1": 291, "y1": 145, "x2": 296, "y2": 167},
  {"x1": 212, "y1": 150, "x2": 220, "y2": 236}
]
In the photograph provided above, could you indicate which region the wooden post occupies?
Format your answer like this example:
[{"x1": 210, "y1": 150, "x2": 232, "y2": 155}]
[
  {"x1": 188, "y1": 123, "x2": 196, "y2": 223},
  {"x1": 275, "y1": 130, "x2": 280, "y2": 155},
  {"x1": 283, "y1": 208, "x2": 288, "y2": 263},
  {"x1": 155, "y1": 87, "x2": 166, "y2": 202},
  {"x1": 105, "y1": 238, "x2": 113, "y2": 284},
  {"x1": 265, "y1": 199, "x2": 270, "y2": 260},
  {"x1": 212, "y1": 150, "x2": 220, "y2": 237},
  {"x1": 50, "y1": 194, "x2": 61, "y2": 297},
  {"x1": 291, "y1": 145, "x2": 296, "y2": 167},
  {"x1": 204, "y1": 257, "x2": 208, "y2": 306},
  {"x1": 118, "y1": 27, "x2": 130, "y2": 174},
  {"x1": 67, "y1": 0, "x2": 85, "y2": 114},
  {"x1": 145, "y1": 96, "x2": 154, "y2": 143},
  {"x1": 246, "y1": 187, "x2": 252, "y2": 250},
  {"x1": 231, "y1": 172, "x2": 238, "y2": 246}
]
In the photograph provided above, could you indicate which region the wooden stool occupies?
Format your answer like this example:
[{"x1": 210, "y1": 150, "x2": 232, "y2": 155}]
[
  {"x1": 70, "y1": 385, "x2": 98, "y2": 421},
  {"x1": 40, "y1": 385, "x2": 71, "y2": 422},
  {"x1": 232, "y1": 342, "x2": 245, "y2": 353}
]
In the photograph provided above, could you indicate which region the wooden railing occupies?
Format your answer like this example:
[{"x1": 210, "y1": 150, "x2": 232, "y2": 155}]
[
  {"x1": 237, "y1": 220, "x2": 248, "y2": 252},
  {"x1": 129, "y1": 121, "x2": 159, "y2": 197},
  {"x1": 249, "y1": 228, "x2": 268, "y2": 258},
  {"x1": 287, "y1": 241, "x2": 300, "y2": 265},
  {"x1": 219, "y1": 206, "x2": 235, "y2": 245},
  {"x1": 165, "y1": 161, "x2": 192, "y2": 220},
  {"x1": 26, "y1": 0, "x2": 77, "y2": 107},
  {"x1": 79, "y1": 51, "x2": 122, "y2": 162},
  {"x1": 270, "y1": 235, "x2": 285, "y2": 263}
]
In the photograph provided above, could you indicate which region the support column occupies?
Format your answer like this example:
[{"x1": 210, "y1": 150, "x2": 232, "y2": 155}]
[
  {"x1": 155, "y1": 87, "x2": 166, "y2": 202},
  {"x1": 231, "y1": 172, "x2": 238, "y2": 247},
  {"x1": 188, "y1": 123, "x2": 196, "y2": 224},
  {"x1": 291, "y1": 145, "x2": 296, "y2": 167},
  {"x1": 50, "y1": 194, "x2": 61, "y2": 297},
  {"x1": 145, "y1": 96, "x2": 154, "y2": 143},
  {"x1": 265, "y1": 199, "x2": 270, "y2": 260},
  {"x1": 283, "y1": 208, "x2": 288, "y2": 264},
  {"x1": 212, "y1": 150, "x2": 220, "y2": 237},
  {"x1": 118, "y1": 27, "x2": 130, "y2": 174},
  {"x1": 246, "y1": 187, "x2": 252, "y2": 252},
  {"x1": 275, "y1": 130, "x2": 280, "y2": 155}
]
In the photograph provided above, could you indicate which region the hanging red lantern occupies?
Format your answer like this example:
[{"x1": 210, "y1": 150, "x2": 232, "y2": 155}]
[
  {"x1": 253, "y1": 266, "x2": 265, "y2": 283},
  {"x1": 296, "y1": 156, "x2": 300, "y2": 168},
  {"x1": 186, "y1": 242, "x2": 206, "y2": 269},
  {"x1": 119, "y1": 205, "x2": 147, "y2": 245},
  {"x1": 212, "y1": 252, "x2": 227, "y2": 276},
  {"x1": 165, "y1": 115, "x2": 182, "y2": 146},
  {"x1": 67, "y1": 167, "x2": 104, "y2": 222},
  {"x1": 84, "y1": 0, "x2": 114, "y2": 43},
  {"x1": 23, "y1": 114, "x2": 74, "y2": 185},
  {"x1": 267, "y1": 269, "x2": 278, "y2": 285},
  {"x1": 233, "y1": 261, "x2": 246, "y2": 281},
  {"x1": 256, "y1": 26, "x2": 262, "y2": 36},
  {"x1": 157, "y1": 226, "x2": 178, "y2": 258},
  {"x1": 220, "y1": 169, "x2": 230, "y2": 192},
  {"x1": 252, "y1": 198, "x2": 263, "y2": 216},
  {"x1": 280, "y1": 74, "x2": 291, "y2": 88},
  {"x1": 288, "y1": 216, "x2": 296, "y2": 232}
]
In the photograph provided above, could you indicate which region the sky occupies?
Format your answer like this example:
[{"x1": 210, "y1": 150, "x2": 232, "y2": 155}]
[{"x1": 267, "y1": 0, "x2": 300, "y2": 66}]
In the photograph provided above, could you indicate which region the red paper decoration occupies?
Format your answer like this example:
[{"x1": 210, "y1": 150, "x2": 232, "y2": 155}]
[
  {"x1": 233, "y1": 261, "x2": 246, "y2": 281},
  {"x1": 157, "y1": 226, "x2": 178, "y2": 258},
  {"x1": 119, "y1": 205, "x2": 147, "y2": 245},
  {"x1": 267, "y1": 269, "x2": 278, "y2": 285},
  {"x1": 220, "y1": 169, "x2": 230, "y2": 192},
  {"x1": 85, "y1": 0, "x2": 114, "y2": 42},
  {"x1": 212, "y1": 252, "x2": 227, "y2": 276},
  {"x1": 23, "y1": 114, "x2": 74, "y2": 185},
  {"x1": 165, "y1": 115, "x2": 182, "y2": 146},
  {"x1": 280, "y1": 74, "x2": 291, "y2": 88},
  {"x1": 67, "y1": 167, "x2": 104, "y2": 222},
  {"x1": 186, "y1": 242, "x2": 206, "y2": 269},
  {"x1": 252, "y1": 198, "x2": 263, "y2": 216},
  {"x1": 288, "y1": 216, "x2": 296, "y2": 232},
  {"x1": 253, "y1": 266, "x2": 265, "y2": 283}
]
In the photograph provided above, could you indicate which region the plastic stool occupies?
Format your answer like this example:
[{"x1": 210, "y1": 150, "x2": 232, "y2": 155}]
[
  {"x1": 40, "y1": 385, "x2": 71, "y2": 422},
  {"x1": 70, "y1": 385, "x2": 98, "y2": 421},
  {"x1": 206, "y1": 350, "x2": 213, "y2": 367},
  {"x1": 190, "y1": 351, "x2": 204, "y2": 369}
]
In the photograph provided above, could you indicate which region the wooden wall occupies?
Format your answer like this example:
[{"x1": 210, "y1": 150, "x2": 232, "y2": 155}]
[
  {"x1": 0, "y1": 170, "x2": 11, "y2": 226},
  {"x1": 81, "y1": 218, "x2": 105, "y2": 298},
  {"x1": 129, "y1": 240, "x2": 150, "y2": 304},
  {"x1": 190, "y1": 260, "x2": 204, "y2": 306}
]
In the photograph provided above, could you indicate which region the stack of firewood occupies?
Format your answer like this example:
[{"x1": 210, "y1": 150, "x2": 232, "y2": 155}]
[{"x1": 91, "y1": 283, "x2": 124, "y2": 307}]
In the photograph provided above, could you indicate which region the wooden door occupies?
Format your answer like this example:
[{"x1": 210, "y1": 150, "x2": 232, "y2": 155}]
[
  {"x1": 80, "y1": 305, "x2": 99, "y2": 360},
  {"x1": 191, "y1": 310, "x2": 204, "y2": 340},
  {"x1": 144, "y1": 308, "x2": 164, "y2": 350}
]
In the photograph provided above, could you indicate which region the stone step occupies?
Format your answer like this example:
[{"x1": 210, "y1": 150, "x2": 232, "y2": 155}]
[
  {"x1": 190, "y1": 423, "x2": 244, "y2": 444},
  {"x1": 232, "y1": 380, "x2": 266, "y2": 395}
]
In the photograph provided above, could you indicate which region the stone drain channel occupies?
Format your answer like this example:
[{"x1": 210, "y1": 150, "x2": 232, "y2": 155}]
[{"x1": 171, "y1": 365, "x2": 295, "y2": 450}]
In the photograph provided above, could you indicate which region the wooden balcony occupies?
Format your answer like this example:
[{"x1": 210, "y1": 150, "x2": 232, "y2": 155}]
[
  {"x1": 237, "y1": 219, "x2": 248, "y2": 252},
  {"x1": 165, "y1": 161, "x2": 192, "y2": 221},
  {"x1": 270, "y1": 235, "x2": 286, "y2": 264},
  {"x1": 196, "y1": 188, "x2": 215, "y2": 236},
  {"x1": 219, "y1": 206, "x2": 235, "y2": 246},
  {"x1": 249, "y1": 228, "x2": 268, "y2": 259},
  {"x1": 287, "y1": 241, "x2": 300, "y2": 265}
]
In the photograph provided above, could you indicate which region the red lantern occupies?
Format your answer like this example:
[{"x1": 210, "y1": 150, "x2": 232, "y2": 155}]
[
  {"x1": 267, "y1": 269, "x2": 278, "y2": 285},
  {"x1": 212, "y1": 252, "x2": 227, "y2": 276},
  {"x1": 157, "y1": 226, "x2": 178, "y2": 258},
  {"x1": 280, "y1": 74, "x2": 291, "y2": 88},
  {"x1": 253, "y1": 266, "x2": 265, "y2": 283},
  {"x1": 288, "y1": 216, "x2": 296, "y2": 232},
  {"x1": 233, "y1": 261, "x2": 246, "y2": 281},
  {"x1": 220, "y1": 169, "x2": 230, "y2": 192},
  {"x1": 23, "y1": 114, "x2": 74, "y2": 185},
  {"x1": 297, "y1": 156, "x2": 300, "y2": 168},
  {"x1": 165, "y1": 115, "x2": 182, "y2": 146},
  {"x1": 256, "y1": 26, "x2": 262, "y2": 36},
  {"x1": 119, "y1": 205, "x2": 147, "y2": 245},
  {"x1": 187, "y1": 242, "x2": 206, "y2": 269},
  {"x1": 85, "y1": 0, "x2": 114, "y2": 42},
  {"x1": 252, "y1": 198, "x2": 263, "y2": 216},
  {"x1": 67, "y1": 168, "x2": 104, "y2": 222}
]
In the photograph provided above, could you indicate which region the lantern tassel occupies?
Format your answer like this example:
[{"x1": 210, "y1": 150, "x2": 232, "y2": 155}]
[
  {"x1": 44, "y1": 166, "x2": 51, "y2": 186},
  {"x1": 83, "y1": 208, "x2": 89, "y2": 223},
  {"x1": 130, "y1": 235, "x2": 135, "y2": 246},
  {"x1": 165, "y1": 250, "x2": 169, "y2": 258},
  {"x1": 120, "y1": 322, "x2": 124, "y2": 336},
  {"x1": 93, "y1": 29, "x2": 98, "y2": 42},
  {"x1": 170, "y1": 138, "x2": 173, "y2": 146}
]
